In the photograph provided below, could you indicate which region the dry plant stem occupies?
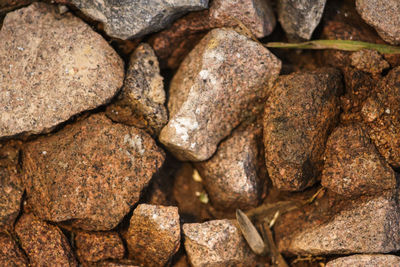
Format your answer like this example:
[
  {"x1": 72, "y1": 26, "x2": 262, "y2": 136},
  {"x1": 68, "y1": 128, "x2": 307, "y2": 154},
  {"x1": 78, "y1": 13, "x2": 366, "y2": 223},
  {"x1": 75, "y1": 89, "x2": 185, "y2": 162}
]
[{"x1": 260, "y1": 223, "x2": 289, "y2": 267}]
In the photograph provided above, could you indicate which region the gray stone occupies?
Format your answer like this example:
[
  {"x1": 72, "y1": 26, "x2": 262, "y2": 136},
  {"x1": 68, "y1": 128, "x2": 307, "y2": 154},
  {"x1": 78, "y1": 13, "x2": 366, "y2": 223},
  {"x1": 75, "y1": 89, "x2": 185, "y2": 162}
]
[
  {"x1": 0, "y1": 3, "x2": 124, "y2": 138},
  {"x1": 326, "y1": 254, "x2": 400, "y2": 267},
  {"x1": 71, "y1": 0, "x2": 209, "y2": 40}
]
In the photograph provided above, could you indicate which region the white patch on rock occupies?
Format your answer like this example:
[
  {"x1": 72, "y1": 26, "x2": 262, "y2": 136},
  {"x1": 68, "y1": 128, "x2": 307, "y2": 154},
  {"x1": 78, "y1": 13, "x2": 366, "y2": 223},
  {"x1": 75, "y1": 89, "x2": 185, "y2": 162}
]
[
  {"x1": 170, "y1": 116, "x2": 199, "y2": 143},
  {"x1": 124, "y1": 134, "x2": 145, "y2": 155}
]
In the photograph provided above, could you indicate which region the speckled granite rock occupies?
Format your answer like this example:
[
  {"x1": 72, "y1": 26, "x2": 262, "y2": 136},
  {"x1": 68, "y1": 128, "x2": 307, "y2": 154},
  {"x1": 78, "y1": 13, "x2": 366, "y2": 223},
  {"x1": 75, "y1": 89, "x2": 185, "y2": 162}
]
[
  {"x1": 322, "y1": 123, "x2": 396, "y2": 196},
  {"x1": 356, "y1": 0, "x2": 400, "y2": 45},
  {"x1": 160, "y1": 28, "x2": 281, "y2": 161},
  {"x1": 326, "y1": 254, "x2": 400, "y2": 267},
  {"x1": 0, "y1": 234, "x2": 28, "y2": 267},
  {"x1": 75, "y1": 231, "x2": 124, "y2": 263},
  {"x1": 263, "y1": 68, "x2": 342, "y2": 191},
  {"x1": 70, "y1": 0, "x2": 208, "y2": 39},
  {"x1": 15, "y1": 213, "x2": 77, "y2": 266},
  {"x1": 350, "y1": 49, "x2": 389, "y2": 75},
  {"x1": 23, "y1": 113, "x2": 165, "y2": 231},
  {"x1": 106, "y1": 43, "x2": 167, "y2": 137},
  {"x1": 183, "y1": 219, "x2": 256, "y2": 267},
  {"x1": 195, "y1": 121, "x2": 264, "y2": 210},
  {"x1": 361, "y1": 67, "x2": 400, "y2": 168},
  {"x1": 278, "y1": 0, "x2": 327, "y2": 40},
  {"x1": 125, "y1": 204, "x2": 180, "y2": 267},
  {"x1": 0, "y1": 3, "x2": 124, "y2": 138}
]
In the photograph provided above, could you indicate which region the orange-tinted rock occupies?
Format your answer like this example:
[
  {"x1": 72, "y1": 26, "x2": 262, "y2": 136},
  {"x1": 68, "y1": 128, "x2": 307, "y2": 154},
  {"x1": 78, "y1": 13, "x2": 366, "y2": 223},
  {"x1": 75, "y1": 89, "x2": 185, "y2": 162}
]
[
  {"x1": 0, "y1": 234, "x2": 28, "y2": 267},
  {"x1": 326, "y1": 254, "x2": 400, "y2": 267},
  {"x1": 350, "y1": 49, "x2": 389, "y2": 75},
  {"x1": 15, "y1": 213, "x2": 77, "y2": 266},
  {"x1": 23, "y1": 113, "x2": 165, "y2": 230},
  {"x1": 263, "y1": 68, "x2": 342, "y2": 191}
]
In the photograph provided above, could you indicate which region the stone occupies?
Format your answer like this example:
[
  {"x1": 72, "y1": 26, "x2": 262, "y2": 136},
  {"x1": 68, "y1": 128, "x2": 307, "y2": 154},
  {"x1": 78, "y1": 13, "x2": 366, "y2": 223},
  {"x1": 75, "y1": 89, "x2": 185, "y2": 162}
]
[
  {"x1": 356, "y1": 0, "x2": 400, "y2": 45},
  {"x1": 350, "y1": 49, "x2": 389, "y2": 75},
  {"x1": 70, "y1": 0, "x2": 209, "y2": 40},
  {"x1": 277, "y1": 0, "x2": 327, "y2": 40},
  {"x1": 125, "y1": 204, "x2": 180, "y2": 267},
  {"x1": 263, "y1": 68, "x2": 342, "y2": 191},
  {"x1": 321, "y1": 123, "x2": 396, "y2": 197},
  {"x1": 159, "y1": 28, "x2": 281, "y2": 161},
  {"x1": 0, "y1": 3, "x2": 124, "y2": 138},
  {"x1": 92, "y1": 260, "x2": 139, "y2": 267},
  {"x1": 23, "y1": 113, "x2": 165, "y2": 231},
  {"x1": 15, "y1": 213, "x2": 78, "y2": 266},
  {"x1": 182, "y1": 219, "x2": 256, "y2": 267},
  {"x1": 0, "y1": 234, "x2": 28, "y2": 267},
  {"x1": 195, "y1": 121, "x2": 264, "y2": 210},
  {"x1": 75, "y1": 231, "x2": 124, "y2": 263},
  {"x1": 106, "y1": 43, "x2": 168, "y2": 137},
  {"x1": 361, "y1": 67, "x2": 400, "y2": 168},
  {"x1": 326, "y1": 254, "x2": 400, "y2": 267}
]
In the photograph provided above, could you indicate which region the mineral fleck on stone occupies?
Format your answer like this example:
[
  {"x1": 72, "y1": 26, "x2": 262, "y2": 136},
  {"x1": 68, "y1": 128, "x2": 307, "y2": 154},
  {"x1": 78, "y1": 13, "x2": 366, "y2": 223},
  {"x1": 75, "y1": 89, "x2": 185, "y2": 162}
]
[{"x1": 326, "y1": 254, "x2": 400, "y2": 267}]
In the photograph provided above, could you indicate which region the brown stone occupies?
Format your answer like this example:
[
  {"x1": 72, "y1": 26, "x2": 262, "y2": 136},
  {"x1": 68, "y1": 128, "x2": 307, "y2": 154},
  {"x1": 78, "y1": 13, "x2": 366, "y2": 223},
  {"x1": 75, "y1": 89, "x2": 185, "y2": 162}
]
[
  {"x1": 75, "y1": 231, "x2": 124, "y2": 263},
  {"x1": 0, "y1": 234, "x2": 28, "y2": 267},
  {"x1": 0, "y1": 3, "x2": 124, "y2": 138},
  {"x1": 159, "y1": 28, "x2": 281, "y2": 161},
  {"x1": 23, "y1": 113, "x2": 165, "y2": 230},
  {"x1": 15, "y1": 213, "x2": 77, "y2": 266},
  {"x1": 326, "y1": 254, "x2": 400, "y2": 267},
  {"x1": 321, "y1": 123, "x2": 396, "y2": 196},
  {"x1": 106, "y1": 43, "x2": 168, "y2": 137},
  {"x1": 263, "y1": 68, "x2": 342, "y2": 191},
  {"x1": 182, "y1": 219, "x2": 256, "y2": 267},
  {"x1": 361, "y1": 67, "x2": 400, "y2": 168},
  {"x1": 350, "y1": 49, "x2": 389, "y2": 75},
  {"x1": 125, "y1": 204, "x2": 180, "y2": 267}
]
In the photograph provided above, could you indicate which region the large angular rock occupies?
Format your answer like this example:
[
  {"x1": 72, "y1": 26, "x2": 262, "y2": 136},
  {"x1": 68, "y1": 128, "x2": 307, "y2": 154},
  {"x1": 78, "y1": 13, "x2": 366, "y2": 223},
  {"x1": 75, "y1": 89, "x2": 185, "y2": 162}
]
[
  {"x1": 15, "y1": 213, "x2": 78, "y2": 266},
  {"x1": 23, "y1": 113, "x2": 165, "y2": 230},
  {"x1": 70, "y1": 0, "x2": 209, "y2": 39},
  {"x1": 106, "y1": 43, "x2": 168, "y2": 137},
  {"x1": 361, "y1": 67, "x2": 400, "y2": 168},
  {"x1": 278, "y1": 0, "x2": 327, "y2": 40},
  {"x1": 0, "y1": 234, "x2": 28, "y2": 267},
  {"x1": 356, "y1": 0, "x2": 400, "y2": 45},
  {"x1": 160, "y1": 28, "x2": 281, "y2": 161},
  {"x1": 0, "y1": 3, "x2": 124, "y2": 138},
  {"x1": 326, "y1": 254, "x2": 400, "y2": 267},
  {"x1": 322, "y1": 123, "x2": 396, "y2": 196},
  {"x1": 263, "y1": 68, "x2": 342, "y2": 191}
]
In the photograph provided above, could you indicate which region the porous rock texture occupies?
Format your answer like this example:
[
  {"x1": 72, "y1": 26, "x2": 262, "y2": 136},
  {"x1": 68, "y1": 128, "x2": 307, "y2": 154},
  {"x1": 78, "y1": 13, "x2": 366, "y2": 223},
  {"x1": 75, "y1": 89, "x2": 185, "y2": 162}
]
[
  {"x1": 263, "y1": 68, "x2": 342, "y2": 191},
  {"x1": 326, "y1": 254, "x2": 400, "y2": 267},
  {"x1": 23, "y1": 113, "x2": 165, "y2": 231},
  {"x1": 0, "y1": 234, "x2": 28, "y2": 267},
  {"x1": 70, "y1": 0, "x2": 209, "y2": 39},
  {"x1": 106, "y1": 43, "x2": 168, "y2": 137},
  {"x1": 0, "y1": 2, "x2": 124, "y2": 138},
  {"x1": 159, "y1": 28, "x2": 281, "y2": 161}
]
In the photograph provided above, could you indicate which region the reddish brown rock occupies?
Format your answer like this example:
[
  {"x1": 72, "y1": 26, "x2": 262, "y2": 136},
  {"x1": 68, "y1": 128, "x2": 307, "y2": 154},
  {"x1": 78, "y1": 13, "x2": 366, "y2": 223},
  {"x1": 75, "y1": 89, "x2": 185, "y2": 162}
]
[
  {"x1": 75, "y1": 231, "x2": 124, "y2": 263},
  {"x1": 350, "y1": 49, "x2": 389, "y2": 75},
  {"x1": 263, "y1": 68, "x2": 342, "y2": 191},
  {"x1": 159, "y1": 28, "x2": 281, "y2": 162},
  {"x1": 0, "y1": 234, "x2": 28, "y2": 267},
  {"x1": 23, "y1": 113, "x2": 165, "y2": 230},
  {"x1": 361, "y1": 67, "x2": 400, "y2": 168},
  {"x1": 15, "y1": 213, "x2": 77, "y2": 266},
  {"x1": 182, "y1": 219, "x2": 256, "y2": 267},
  {"x1": 0, "y1": 3, "x2": 124, "y2": 138},
  {"x1": 106, "y1": 43, "x2": 167, "y2": 137},
  {"x1": 326, "y1": 254, "x2": 400, "y2": 267},
  {"x1": 125, "y1": 204, "x2": 180, "y2": 267},
  {"x1": 322, "y1": 123, "x2": 396, "y2": 196},
  {"x1": 195, "y1": 121, "x2": 264, "y2": 211}
]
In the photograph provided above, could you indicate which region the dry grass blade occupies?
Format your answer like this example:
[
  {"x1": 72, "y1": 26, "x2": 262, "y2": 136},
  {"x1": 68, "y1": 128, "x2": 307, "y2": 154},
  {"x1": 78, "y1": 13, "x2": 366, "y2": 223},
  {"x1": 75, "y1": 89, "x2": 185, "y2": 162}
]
[
  {"x1": 236, "y1": 209, "x2": 266, "y2": 255},
  {"x1": 261, "y1": 222, "x2": 289, "y2": 267}
]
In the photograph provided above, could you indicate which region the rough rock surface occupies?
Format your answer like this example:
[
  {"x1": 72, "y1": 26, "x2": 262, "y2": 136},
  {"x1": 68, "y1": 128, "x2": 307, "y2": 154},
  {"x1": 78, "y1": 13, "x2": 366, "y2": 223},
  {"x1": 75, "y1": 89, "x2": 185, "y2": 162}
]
[
  {"x1": 125, "y1": 204, "x2": 180, "y2": 267},
  {"x1": 361, "y1": 67, "x2": 400, "y2": 168},
  {"x1": 159, "y1": 28, "x2": 281, "y2": 161},
  {"x1": 0, "y1": 234, "x2": 28, "y2": 267},
  {"x1": 183, "y1": 219, "x2": 256, "y2": 267},
  {"x1": 321, "y1": 123, "x2": 396, "y2": 196},
  {"x1": 356, "y1": 0, "x2": 400, "y2": 45},
  {"x1": 350, "y1": 49, "x2": 389, "y2": 75},
  {"x1": 195, "y1": 121, "x2": 264, "y2": 210},
  {"x1": 23, "y1": 113, "x2": 165, "y2": 231},
  {"x1": 278, "y1": 0, "x2": 327, "y2": 40},
  {"x1": 106, "y1": 43, "x2": 167, "y2": 137},
  {"x1": 75, "y1": 231, "x2": 125, "y2": 263},
  {"x1": 326, "y1": 254, "x2": 400, "y2": 267},
  {"x1": 70, "y1": 0, "x2": 209, "y2": 39},
  {"x1": 15, "y1": 213, "x2": 78, "y2": 266},
  {"x1": 263, "y1": 68, "x2": 342, "y2": 191},
  {"x1": 0, "y1": 3, "x2": 124, "y2": 138}
]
